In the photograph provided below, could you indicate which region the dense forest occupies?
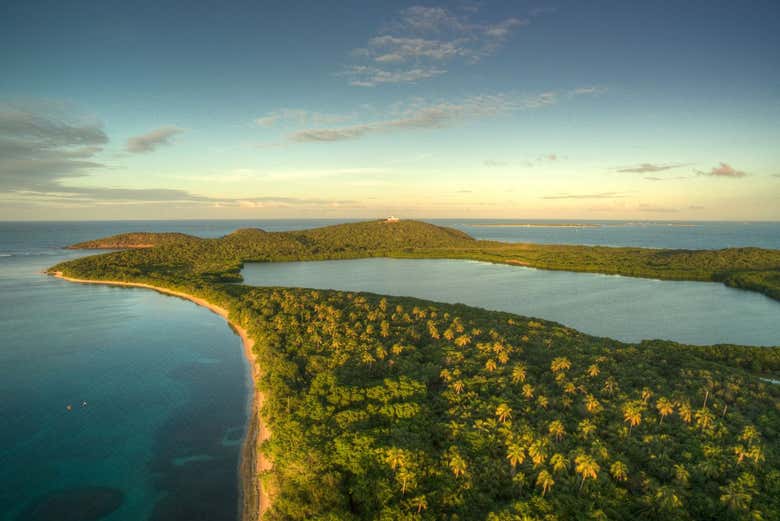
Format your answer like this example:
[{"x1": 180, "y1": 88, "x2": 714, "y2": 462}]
[{"x1": 51, "y1": 220, "x2": 780, "y2": 520}]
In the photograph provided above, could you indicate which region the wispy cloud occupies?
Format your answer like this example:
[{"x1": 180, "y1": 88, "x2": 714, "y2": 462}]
[
  {"x1": 696, "y1": 162, "x2": 747, "y2": 178},
  {"x1": 281, "y1": 90, "x2": 586, "y2": 145},
  {"x1": 341, "y1": 65, "x2": 447, "y2": 87},
  {"x1": 617, "y1": 162, "x2": 689, "y2": 173},
  {"x1": 637, "y1": 204, "x2": 678, "y2": 213},
  {"x1": 253, "y1": 109, "x2": 352, "y2": 128},
  {"x1": 483, "y1": 160, "x2": 508, "y2": 167},
  {"x1": 0, "y1": 102, "x2": 107, "y2": 193},
  {"x1": 126, "y1": 126, "x2": 184, "y2": 153},
  {"x1": 644, "y1": 176, "x2": 689, "y2": 181},
  {"x1": 543, "y1": 191, "x2": 630, "y2": 200},
  {"x1": 344, "y1": 5, "x2": 531, "y2": 86},
  {"x1": 0, "y1": 103, "x2": 353, "y2": 209}
]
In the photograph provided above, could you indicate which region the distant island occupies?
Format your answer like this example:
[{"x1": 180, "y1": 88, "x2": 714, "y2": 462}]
[
  {"x1": 50, "y1": 220, "x2": 780, "y2": 520},
  {"x1": 470, "y1": 222, "x2": 700, "y2": 228},
  {"x1": 472, "y1": 223, "x2": 602, "y2": 228}
]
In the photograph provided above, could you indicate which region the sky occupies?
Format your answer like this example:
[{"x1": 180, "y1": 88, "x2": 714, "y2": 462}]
[{"x1": 1, "y1": 0, "x2": 779, "y2": 221}]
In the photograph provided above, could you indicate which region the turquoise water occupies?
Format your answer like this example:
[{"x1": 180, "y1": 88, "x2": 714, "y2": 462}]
[
  {"x1": 1, "y1": 220, "x2": 779, "y2": 520},
  {"x1": 241, "y1": 258, "x2": 780, "y2": 346},
  {"x1": 0, "y1": 234, "x2": 250, "y2": 520}
]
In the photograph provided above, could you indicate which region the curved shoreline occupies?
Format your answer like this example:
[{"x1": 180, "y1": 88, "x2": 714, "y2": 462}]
[{"x1": 51, "y1": 272, "x2": 270, "y2": 520}]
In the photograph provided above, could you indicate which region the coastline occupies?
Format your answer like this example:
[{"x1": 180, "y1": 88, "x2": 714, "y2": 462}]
[{"x1": 51, "y1": 272, "x2": 270, "y2": 520}]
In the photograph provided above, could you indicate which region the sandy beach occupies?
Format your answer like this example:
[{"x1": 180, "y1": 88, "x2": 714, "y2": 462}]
[{"x1": 52, "y1": 272, "x2": 271, "y2": 520}]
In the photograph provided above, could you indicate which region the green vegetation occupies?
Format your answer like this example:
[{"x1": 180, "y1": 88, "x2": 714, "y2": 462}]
[
  {"x1": 58, "y1": 220, "x2": 780, "y2": 301},
  {"x1": 50, "y1": 219, "x2": 780, "y2": 520},
  {"x1": 67, "y1": 231, "x2": 200, "y2": 249}
]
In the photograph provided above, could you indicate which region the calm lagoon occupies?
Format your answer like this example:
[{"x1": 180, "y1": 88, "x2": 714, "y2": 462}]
[{"x1": 242, "y1": 258, "x2": 780, "y2": 346}]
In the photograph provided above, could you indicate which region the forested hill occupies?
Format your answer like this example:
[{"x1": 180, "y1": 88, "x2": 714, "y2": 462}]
[
  {"x1": 67, "y1": 220, "x2": 475, "y2": 252},
  {"x1": 68, "y1": 232, "x2": 201, "y2": 249},
  {"x1": 61, "y1": 219, "x2": 780, "y2": 301}
]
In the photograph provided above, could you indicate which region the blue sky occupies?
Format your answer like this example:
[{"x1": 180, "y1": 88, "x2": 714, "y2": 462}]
[{"x1": 1, "y1": 0, "x2": 779, "y2": 220}]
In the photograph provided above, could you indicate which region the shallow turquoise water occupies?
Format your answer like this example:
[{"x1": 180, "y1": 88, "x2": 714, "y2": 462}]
[
  {"x1": 241, "y1": 258, "x2": 780, "y2": 346},
  {"x1": 0, "y1": 248, "x2": 249, "y2": 520}
]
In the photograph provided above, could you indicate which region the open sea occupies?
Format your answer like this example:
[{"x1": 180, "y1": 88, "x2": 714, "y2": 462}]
[{"x1": 1, "y1": 219, "x2": 779, "y2": 521}]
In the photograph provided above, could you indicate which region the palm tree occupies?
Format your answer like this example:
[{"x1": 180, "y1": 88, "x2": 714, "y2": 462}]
[
  {"x1": 452, "y1": 380, "x2": 464, "y2": 394},
  {"x1": 656, "y1": 397, "x2": 675, "y2": 424},
  {"x1": 485, "y1": 359, "x2": 497, "y2": 372},
  {"x1": 511, "y1": 363, "x2": 527, "y2": 383},
  {"x1": 536, "y1": 470, "x2": 555, "y2": 497},
  {"x1": 587, "y1": 364, "x2": 600, "y2": 377},
  {"x1": 673, "y1": 464, "x2": 689, "y2": 485},
  {"x1": 584, "y1": 394, "x2": 601, "y2": 414},
  {"x1": 385, "y1": 447, "x2": 405, "y2": 470},
  {"x1": 397, "y1": 468, "x2": 415, "y2": 495},
  {"x1": 506, "y1": 443, "x2": 525, "y2": 470},
  {"x1": 720, "y1": 481, "x2": 751, "y2": 512},
  {"x1": 695, "y1": 407, "x2": 715, "y2": 430},
  {"x1": 496, "y1": 403, "x2": 512, "y2": 424},
  {"x1": 449, "y1": 453, "x2": 467, "y2": 478},
  {"x1": 740, "y1": 425, "x2": 759, "y2": 443},
  {"x1": 641, "y1": 388, "x2": 653, "y2": 404},
  {"x1": 579, "y1": 419, "x2": 596, "y2": 439},
  {"x1": 550, "y1": 357, "x2": 572, "y2": 373},
  {"x1": 678, "y1": 401, "x2": 692, "y2": 424},
  {"x1": 734, "y1": 444, "x2": 750, "y2": 464},
  {"x1": 747, "y1": 445, "x2": 764, "y2": 464},
  {"x1": 622, "y1": 401, "x2": 643, "y2": 435},
  {"x1": 610, "y1": 460, "x2": 628, "y2": 482},
  {"x1": 603, "y1": 377, "x2": 618, "y2": 396},
  {"x1": 412, "y1": 495, "x2": 428, "y2": 513},
  {"x1": 574, "y1": 454, "x2": 600, "y2": 491},
  {"x1": 454, "y1": 334, "x2": 471, "y2": 347},
  {"x1": 537, "y1": 395, "x2": 549, "y2": 409},
  {"x1": 522, "y1": 384, "x2": 534, "y2": 399},
  {"x1": 528, "y1": 439, "x2": 548, "y2": 467},
  {"x1": 655, "y1": 485, "x2": 682, "y2": 511},
  {"x1": 551, "y1": 453, "x2": 569, "y2": 474},
  {"x1": 548, "y1": 420, "x2": 565, "y2": 442}
]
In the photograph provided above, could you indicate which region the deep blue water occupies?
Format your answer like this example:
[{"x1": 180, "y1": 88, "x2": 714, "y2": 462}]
[
  {"x1": 436, "y1": 219, "x2": 780, "y2": 250},
  {"x1": 1, "y1": 219, "x2": 779, "y2": 520}
]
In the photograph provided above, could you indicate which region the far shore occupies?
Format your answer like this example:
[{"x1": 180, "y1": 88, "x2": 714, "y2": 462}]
[
  {"x1": 52, "y1": 272, "x2": 270, "y2": 521},
  {"x1": 471, "y1": 223, "x2": 601, "y2": 228}
]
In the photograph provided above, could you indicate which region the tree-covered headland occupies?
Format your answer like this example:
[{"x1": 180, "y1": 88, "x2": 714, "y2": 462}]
[{"x1": 51, "y1": 220, "x2": 780, "y2": 520}]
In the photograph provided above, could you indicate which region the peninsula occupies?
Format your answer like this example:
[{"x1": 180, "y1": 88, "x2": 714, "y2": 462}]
[{"x1": 50, "y1": 220, "x2": 780, "y2": 520}]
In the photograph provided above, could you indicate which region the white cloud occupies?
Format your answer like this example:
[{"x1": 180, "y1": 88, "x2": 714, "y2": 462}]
[
  {"x1": 126, "y1": 126, "x2": 184, "y2": 153},
  {"x1": 285, "y1": 91, "x2": 563, "y2": 143},
  {"x1": 254, "y1": 108, "x2": 353, "y2": 127},
  {"x1": 696, "y1": 162, "x2": 747, "y2": 178},
  {"x1": 617, "y1": 162, "x2": 689, "y2": 173},
  {"x1": 342, "y1": 65, "x2": 447, "y2": 87},
  {"x1": 345, "y1": 5, "x2": 532, "y2": 86}
]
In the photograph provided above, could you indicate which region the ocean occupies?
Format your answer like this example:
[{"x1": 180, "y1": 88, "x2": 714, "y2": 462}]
[{"x1": 1, "y1": 219, "x2": 779, "y2": 521}]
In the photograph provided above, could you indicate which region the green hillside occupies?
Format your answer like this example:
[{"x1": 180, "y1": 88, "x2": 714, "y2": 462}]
[{"x1": 67, "y1": 232, "x2": 201, "y2": 249}]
